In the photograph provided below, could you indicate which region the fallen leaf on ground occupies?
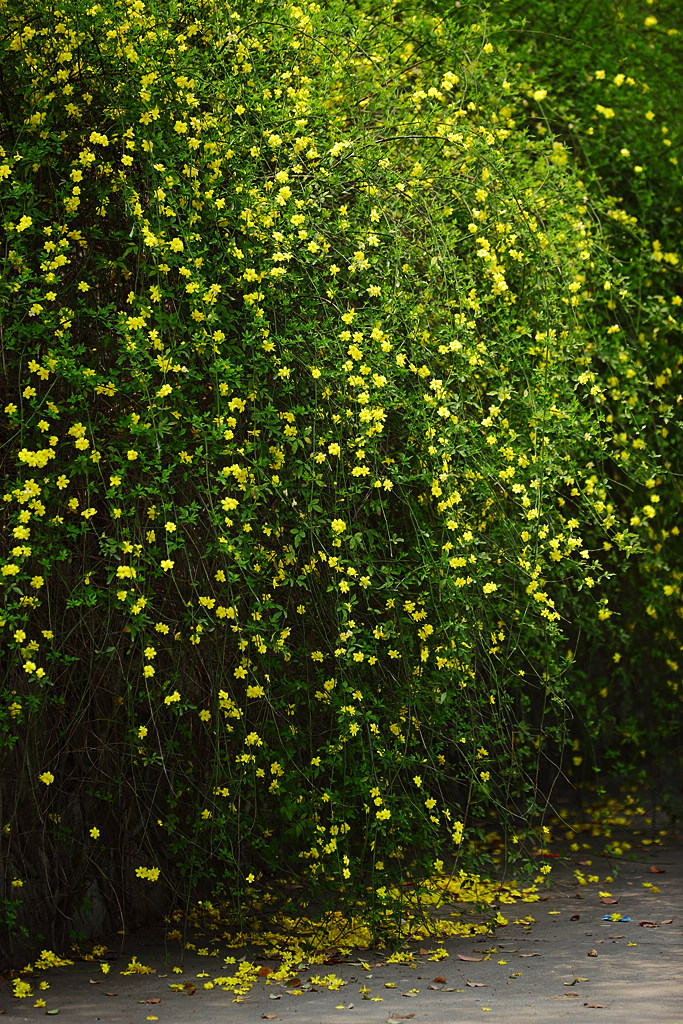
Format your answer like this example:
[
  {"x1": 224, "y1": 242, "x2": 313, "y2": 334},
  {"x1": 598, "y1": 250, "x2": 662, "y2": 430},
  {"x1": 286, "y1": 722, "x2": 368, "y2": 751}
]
[
  {"x1": 585, "y1": 1004, "x2": 608, "y2": 1008},
  {"x1": 419, "y1": 948, "x2": 429, "y2": 955},
  {"x1": 649, "y1": 866, "x2": 665, "y2": 874},
  {"x1": 570, "y1": 914, "x2": 581, "y2": 921},
  {"x1": 564, "y1": 976, "x2": 589, "y2": 986},
  {"x1": 587, "y1": 950, "x2": 599, "y2": 957},
  {"x1": 261, "y1": 1016, "x2": 277, "y2": 1020},
  {"x1": 258, "y1": 966, "x2": 274, "y2": 976},
  {"x1": 105, "y1": 993, "x2": 118, "y2": 997},
  {"x1": 432, "y1": 975, "x2": 446, "y2": 984},
  {"x1": 89, "y1": 979, "x2": 101, "y2": 984},
  {"x1": 466, "y1": 981, "x2": 486, "y2": 988},
  {"x1": 456, "y1": 954, "x2": 483, "y2": 962},
  {"x1": 145, "y1": 998, "x2": 161, "y2": 1004},
  {"x1": 639, "y1": 921, "x2": 658, "y2": 927},
  {"x1": 660, "y1": 919, "x2": 674, "y2": 924},
  {"x1": 600, "y1": 897, "x2": 619, "y2": 905},
  {"x1": 519, "y1": 953, "x2": 542, "y2": 958}
]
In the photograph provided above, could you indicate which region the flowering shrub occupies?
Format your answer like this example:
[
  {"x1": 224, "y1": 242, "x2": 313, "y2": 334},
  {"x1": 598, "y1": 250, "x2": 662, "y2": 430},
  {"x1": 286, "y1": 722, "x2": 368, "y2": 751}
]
[
  {"x1": 0, "y1": 0, "x2": 680, "y2": 959},
  {"x1": 492, "y1": 0, "x2": 683, "y2": 773}
]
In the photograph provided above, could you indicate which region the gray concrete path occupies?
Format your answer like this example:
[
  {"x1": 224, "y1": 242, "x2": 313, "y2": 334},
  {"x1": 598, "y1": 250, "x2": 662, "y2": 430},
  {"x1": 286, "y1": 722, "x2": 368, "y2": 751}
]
[{"x1": 2, "y1": 836, "x2": 681, "y2": 1022}]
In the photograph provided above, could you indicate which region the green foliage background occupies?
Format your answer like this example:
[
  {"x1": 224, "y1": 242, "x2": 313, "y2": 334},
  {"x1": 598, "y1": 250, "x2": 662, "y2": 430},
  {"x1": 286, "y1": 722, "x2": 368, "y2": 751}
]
[{"x1": 0, "y1": 0, "x2": 680, "y2": 961}]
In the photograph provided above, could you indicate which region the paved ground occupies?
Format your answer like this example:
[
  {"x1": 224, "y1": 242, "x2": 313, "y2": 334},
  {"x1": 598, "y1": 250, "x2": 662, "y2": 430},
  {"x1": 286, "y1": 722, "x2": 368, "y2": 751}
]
[{"x1": 2, "y1": 830, "x2": 681, "y2": 1022}]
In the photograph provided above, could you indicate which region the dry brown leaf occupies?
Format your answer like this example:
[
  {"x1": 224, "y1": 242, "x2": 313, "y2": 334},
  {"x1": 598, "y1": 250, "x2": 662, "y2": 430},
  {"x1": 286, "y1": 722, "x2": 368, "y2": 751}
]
[
  {"x1": 649, "y1": 865, "x2": 666, "y2": 874},
  {"x1": 145, "y1": 998, "x2": 161, "y2": 1004},
  {"x1": 570, "y1": 914, "x2": 581, "y2": 921},
  {"x1": 639, "y1": 921, "x2": 658, "y2": 928},
  {"x1": 419, "y1": 948, "x2": 429, "y2": 955},
  {"x1": 600, "y1": 897, "x2": 619, "y2": 905},
  {"x1": 456, "y1": 954, "x2": 483, "y2": 962},
  {"x1": 466, "y1": 981, "x2": 486, "y2": 988},
  {"x1": 285, "y1": 976, "x2": 301, "y2": 987},
  {"x1": 258, "y1": 965, "x2": 274, "y2": 976},
  {"x1": 432, "y1": 975, "x2": 446, "y2": 984},
  {"x1": 660, "y1": 919, "x2": 674, "y2": 925},
  {"x1": 89, "y1": 979, "x2": 101, "y2": 984},
  {"x1": 586, "y1": 1004, "x2": 608, "y2": 1009},
  {"x1": 519, "y1": 952, "x2": 542, "y2": 958},
  {"x1": 587, "y1": 950, "x2": 599, "y2": 957},
  {"x1": 261, "y1": 1016, "x2": 278, "y2": 1020}
]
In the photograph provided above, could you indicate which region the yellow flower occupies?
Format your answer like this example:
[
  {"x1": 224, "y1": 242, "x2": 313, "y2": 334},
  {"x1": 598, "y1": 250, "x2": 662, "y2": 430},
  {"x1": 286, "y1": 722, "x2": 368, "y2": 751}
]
[
  {"x1": 39, "y1": 771, "x2": 55, "y2": 786},
  {"x1": 89, "y1": 827, "x2": 100, "y2": 839},
  {"x1": 134, "y1": 868, "x2": 160, "y2": 883},
  {"x1": 331, "y1": 518, "x2": 346, "y2": 534}
]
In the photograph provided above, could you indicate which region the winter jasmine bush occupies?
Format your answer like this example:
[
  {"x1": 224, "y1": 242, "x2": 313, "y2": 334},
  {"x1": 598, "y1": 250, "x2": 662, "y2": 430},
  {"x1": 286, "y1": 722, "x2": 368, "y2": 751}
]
[
  {"x1": 488, "y1": 0, "x2": 683, "y2": 775},
  {"x1": 0, "y1": 0, "x2": 680, "y2": 960}
]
